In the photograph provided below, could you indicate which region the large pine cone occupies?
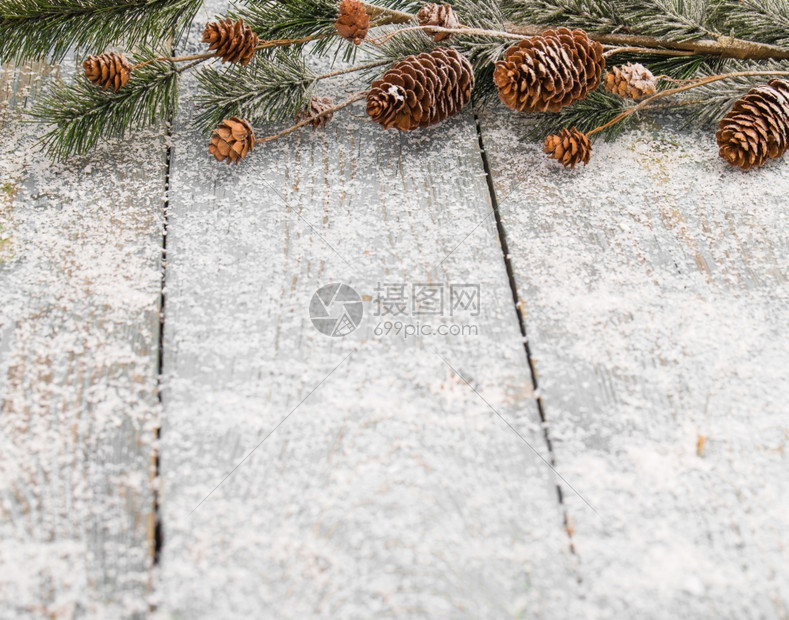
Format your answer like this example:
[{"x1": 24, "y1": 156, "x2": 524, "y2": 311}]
[
  {"x1": 296, "y1": 96, "x2": 335, "y2": 130},
  {"x1": 209, "y1": 117, "x2": 255, "y2": 164},
  {"x1": 202, "y1": 18, "x2": 259, "y2": 65},
  {"x1": 494, "y1": 28, "x2": 604, "y2": 113},
  {"x1": 83, "y1": 52, "x2": 132, "y2": 91},
  {"x1": 716, "y1": 79, "x2": 789, "y2": 171},
  {"x1": 335, "y1": 0, "x2": 370, "y2": 45},
  {"x1": 367, "y1": 48, "x2": 474, "y2": 131},
  {"x1": 604, "y1": 62, "x2": 657, "y2": 100},
  {"x1": 417, "y1": 3, "x2": 461, "y2": 42},
  {"x1": 544, "y1": 127, "x2": 591, "y2": 169}
]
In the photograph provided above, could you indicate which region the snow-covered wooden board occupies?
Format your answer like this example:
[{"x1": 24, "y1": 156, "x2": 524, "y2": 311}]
[
  {"x1": 0, "y1": 62, "x2": 165, "y2": 618},
  {"x1": 154, "y1": 18, "x2": 574, "y2": 619},
  {"x1": 478, "y1": 110, "x2": 789, "y2": 618}
]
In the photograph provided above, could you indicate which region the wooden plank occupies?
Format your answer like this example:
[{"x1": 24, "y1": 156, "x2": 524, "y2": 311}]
[
  {"x1": 478, "y1": 110, "x2": 789, "y2": 617},
  {"x1": 156, "y1": 22, "x2": 574, "y2": 619},
  {"x1": 0, "y1": 61, "x2": 166, "y2": 618}
]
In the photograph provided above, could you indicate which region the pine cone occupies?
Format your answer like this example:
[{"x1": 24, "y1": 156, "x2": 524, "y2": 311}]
[
  {"x1": 296, "y1": 96, "x2": 335, "y2": 130},
  {"x1": 367, "y1": 48, "x2": 474, "y2": 131},
  {"x1": 202, "y1": 18, "x2": 259, "y2": 65},
  {"x1": 604, "y1": 63, "x2": 657, "y2": 100},
  {"x1": 494, "y1": 28, "x2": 604, "y2": 113},
  {"x1": 335, "y1": 0, "x2": 370, "y2": 45},
  {"x1": 716, "y1": 79, "x2": 789, "y2": 171},
  {"x1": 83, "y1": 52, "x2": 132, "y2": 91},
  {"x1": 417, "y1": 3, "x2": 461, "y2": 42},
  {"x1": 544, "y1": 127, "x2": 592, "y2": 169},
  {"x1": 209, "y1": 117, "x2": 255, "y2": 164}
]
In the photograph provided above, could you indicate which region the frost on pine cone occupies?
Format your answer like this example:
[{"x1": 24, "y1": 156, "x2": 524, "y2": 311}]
[
  {"x1": 335, "y1": 0, "x2": 370, "y2": 45},
  {"x1": 716, "y1": 79, "x2": 789, "y2": 171},
  {"x1": 83, "y1": 52, "x2": 132, "y2": 91},
  {"x1": 296, "y1": 96, "x2": 335, "y2": 130},
  {"x1": 494, "y1": 28, "x2": 604, "y2": 113},
  {"x1": 417, "y1": 3, "x2": 461, "y2": 42},
  {"x1": 544, "y1": 127, "x2": 591, "y2": 169},
  {"x1": 366, "y1": 48, "x2": 474, "y2": 131},
  {"x1": 604, "y1": 63, "x2": 657, "y2": 100},
  {"x1": 209, "y1": 117, "x2": 255, "y2": 164},
  {"x1": 202, "y1": 18, "x2": 259, "y2": 65}
]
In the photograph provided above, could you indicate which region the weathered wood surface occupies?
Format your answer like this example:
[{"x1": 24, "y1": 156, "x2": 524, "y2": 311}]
[
  {"x1": 478, "y1": 111, "x2": 789, "y2": 618},
  {"x1": 0, "y1": 62, "x2": 165, "y2": 618},
  {"x1": 154, "y1": 11, "x2": 573, "y2": 618}
]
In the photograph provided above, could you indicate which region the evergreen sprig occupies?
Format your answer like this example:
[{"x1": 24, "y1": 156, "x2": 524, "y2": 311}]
[
  {"x1": 0, "y1": 0, "x2": 201, "y2": 63},
  {"x1": 193, "y1": 52, "x2": 315, "y2": 134},
  {"x1": 679, "y1": 60, "x2": 789, "y2": 126},
  {"x1": 522, "y1": 89, "x2": 636, "y2": 141},
  {"x1": 502, "y1": 0, "x2": 625, "y2": 33},
  {"x1": 619, "y1": 0, "x2": 715, "y2": 41},
  {"x1": 714, "y1": 0, "x2": 789, "y2": 48},
  {"x1": 230, "y1": 0, "x2": 353, "y2": 59},
  {"x1": 28, "y1": 51, "x2": 179, "y2": 160}
]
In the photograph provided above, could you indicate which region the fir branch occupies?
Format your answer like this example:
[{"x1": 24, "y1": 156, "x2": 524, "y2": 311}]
[
  {"x1": 27, "y1": 52, "x2": 179, "y2": 160},
  {"x1": 0, "y1": 0, "x2": 201, "y2": 63},
  {"x1": 230, "y1": 0, "x2": 356, "y2": 60},
  {"x1": 713, "y1": 0, "x2": 789, "y2": 49},
  {"x1": 678, "y1": 60, "x2": 789, "y2": 126},
  {"x1": 369, "y1": 28, "x2": 436, "y2": 63},
  {"x1": 522, "y1": 89, "x2": 636, "y2": 141},
  {"x1": 501, "y1": 0, "x2": 625, "y2": 33},
  {"x1": 618, "y1": 0, "x2": 716, "y2": 41},
  {"x1": 363, "y1": 0, "x2": 422, "y2": 14},
  {"x1": 640, "y1": 53, "x2": 721, "y2": 80},
  {"x1": 193, "y1": 52, "x2": 315, "y2": 134},
  {"x1": 585, "y1": 68, "x2": 789, "y2": 136},
  {"x1": 257, "y1": 90, "x2": 368, "y2": 143}
]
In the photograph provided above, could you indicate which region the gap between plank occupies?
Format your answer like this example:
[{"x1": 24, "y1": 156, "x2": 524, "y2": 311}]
[
  {"x1": 151, "y1": 118, "x2": 172, "y2": 570},
  {"x1": 472, "y1": 111, "x2": 578, "y2": 559}
]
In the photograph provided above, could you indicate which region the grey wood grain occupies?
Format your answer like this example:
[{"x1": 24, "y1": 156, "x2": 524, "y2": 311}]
[
  {"x1": 0, "y1": 61, "x2": 166, "y2": 618},
  {"x1": 478, "y1": 110, "x2": 789, "y2": 618},
  {"x1": 156, "y1": 18, "x2": 574, "y2": 618}
]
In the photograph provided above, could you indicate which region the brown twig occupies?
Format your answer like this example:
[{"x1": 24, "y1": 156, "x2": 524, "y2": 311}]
[
  {"x1": 256, "y1": 33, "x2": 328, "y2": 49},
  {"x1": 133, "y1": 52, "x2": 215, "y2": 70},
  {"x1": 587, "y1": 70, "x2": 789, "y2": 138},
  {"x1": 257, "y1": 91, "x2": 369, "y2": 144},
  {"x1": 603, "y1": 46, "x2": 697, "y2": 58}
]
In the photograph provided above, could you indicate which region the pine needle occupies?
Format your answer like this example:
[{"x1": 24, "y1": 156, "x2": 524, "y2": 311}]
[
  {"x1": 193, "y1": 52, "x2": 316, "y2": 134},
  {"x1": 27, "y1": 50, "x2": 179, "y2": 160},
  {"x1": 521, "y1": 89, "x2": 636, "y2": 141},
  {"x1": 0, "y1": 0, "x2": 202, "y2": 63}
]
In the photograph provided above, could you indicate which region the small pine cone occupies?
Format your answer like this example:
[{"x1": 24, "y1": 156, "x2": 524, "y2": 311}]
[
  {"x1": 417, "y1": 3, "x2": 461, "y2": 42},
  {"x1": 202, "y1": 18, "x2": 259, "y2": 65},
  {"x1": 604, "y1": 63, "x2": 657, "y2": 100},
  {"x1": 716, "y1": 79, "x2": 789, "y2": 171},
  {"x1": 367, "y1": 48, "x2": 474, "y2": 131},
  {"x1": 494, "y1": 28, "x2": 605, "y2": 113},
  {"x1": 335, "y1": 0, "x2": 370, "y2": 45},
  {"x1": 544, "y1": 127, "x2": 592, "y2": 169},
  {"x1": 83, "y1": 52, "x2": 132, "y2": 91},
  {"x1": 209, "y1": 117, "x2": 255, "y2": 164},
  {"x1": 296, "y1": 96, "x2": 335, "y2": 130}
]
